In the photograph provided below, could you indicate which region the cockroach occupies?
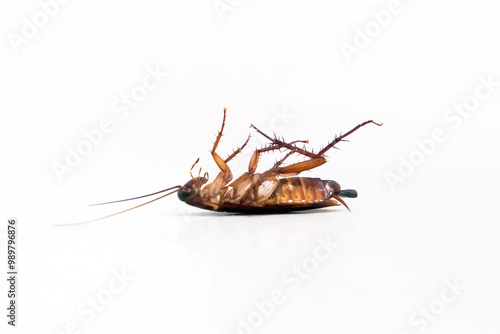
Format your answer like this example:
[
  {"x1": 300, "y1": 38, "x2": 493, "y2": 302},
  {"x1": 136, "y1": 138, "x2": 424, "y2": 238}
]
[{"x1": 60, "y1": 108, "x2": 381, "y2": 225}]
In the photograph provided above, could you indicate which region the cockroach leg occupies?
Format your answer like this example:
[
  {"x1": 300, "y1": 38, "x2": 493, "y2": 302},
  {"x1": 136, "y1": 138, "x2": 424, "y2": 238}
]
[
  {"x1": 251, "y1": 120, "x2": 382, "y2": 177},
  {"x1": 250, "y1": 124, "x2": 319, "y2": 159},
  {"x1": 268, "y1": 139, "x2": 318, "y2": 169},
  {"x1": 210, "y1": 108, "x2": 233, "y2": 182},
  {"x1": 190, "y1": 157, "x2": 200, "y2": 179},
  {"x1": 276, "y1": 156, "x2": 327, "y2": 175},
  {"x1": 247, "y1": 141, "x2": 319, "y2": 175},
  {"x1": 207, "y1": 108, "x2": 250, "y2": 199},
  {"x1": 248, "y1": 144, "x2": 278, "y2": 174},
  {"x1": 249, "y1": 123, "x2": 273, "y2": 141},
  {"x1": 225, "y1": 134, "x2": 251, "y2": 163},
  {"x1": 247, "y1": 142, "x2": 300, "y2": 174},
  {"x1": 271, "y1": 151, "x2": 295, "y2": 169},
  {"x1": 247, "y1": 129, "x2": 312, "y2": 174},
  {"x1": 317, "y1": 120, "x2": 382, "y2": 156}
]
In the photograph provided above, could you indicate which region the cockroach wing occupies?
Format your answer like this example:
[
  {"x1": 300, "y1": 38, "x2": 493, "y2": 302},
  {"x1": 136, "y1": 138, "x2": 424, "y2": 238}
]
[{"x1": 256, "y1": 177, "x2": 279, "y2": 202}]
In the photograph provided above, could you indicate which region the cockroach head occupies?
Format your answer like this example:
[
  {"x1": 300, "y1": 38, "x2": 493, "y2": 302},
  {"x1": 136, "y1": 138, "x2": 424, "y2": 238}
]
[{"x1": 177, "y1": 173, "x2": 208, "y2": 202}]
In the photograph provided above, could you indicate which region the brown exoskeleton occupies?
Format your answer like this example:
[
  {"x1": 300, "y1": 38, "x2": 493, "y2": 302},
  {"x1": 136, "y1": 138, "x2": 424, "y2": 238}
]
[{"x1": 61, "y1": 108, "x2": 381, "y2": 225}]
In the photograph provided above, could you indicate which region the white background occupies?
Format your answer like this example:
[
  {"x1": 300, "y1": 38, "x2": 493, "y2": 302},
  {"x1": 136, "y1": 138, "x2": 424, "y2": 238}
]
[{"x1": 1, "y1": 0, "x2": 500, "y2": 333}]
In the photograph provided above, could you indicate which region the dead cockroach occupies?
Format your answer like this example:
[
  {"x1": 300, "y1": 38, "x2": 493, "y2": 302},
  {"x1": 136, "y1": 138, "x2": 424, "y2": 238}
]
[{"x1": 61, "y1": 108, "x2": 381, "y2": 225}]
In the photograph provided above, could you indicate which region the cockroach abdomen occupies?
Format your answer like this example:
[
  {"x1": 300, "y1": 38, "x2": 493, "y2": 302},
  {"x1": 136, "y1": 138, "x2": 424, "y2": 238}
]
[{"x1": 322, "y1": 180, "x2": 341, "y2": 198}]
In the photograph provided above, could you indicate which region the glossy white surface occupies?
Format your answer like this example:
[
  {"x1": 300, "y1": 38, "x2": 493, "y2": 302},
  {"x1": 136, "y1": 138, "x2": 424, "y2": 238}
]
[{"x1": 1, "y1": 0, "x2": 499, "y2": 333}]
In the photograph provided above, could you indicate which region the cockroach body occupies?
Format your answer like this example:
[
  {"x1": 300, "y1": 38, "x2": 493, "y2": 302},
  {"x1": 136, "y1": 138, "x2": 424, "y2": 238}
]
[
  {"x1": 179, "y1": 176, "x2": 346, "y2": 213},
  {"x1": 62, "y1": 108, "x2": 381, "y2": 226},
  {"x1": 174, "y1": 109, "x2": 380, "y2": 214}
]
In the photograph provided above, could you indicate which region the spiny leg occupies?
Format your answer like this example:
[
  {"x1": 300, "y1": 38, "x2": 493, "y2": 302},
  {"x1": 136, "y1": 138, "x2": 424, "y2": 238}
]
[
  {"x1": 269, "y1": 138, "x2": 330, "y2": 170},
  {"x1": 251, "y1": 121, "x2": 382, "y2": 159},
  {"x1": 254, "y1": 120, "x2": 382, "y2": 176},
  {"x1": 211, "y1": 108, "x2": 233, "y2": 182},
  {"x1": 250, "y1": 124, "x2": 319, "y2": 159},
  {"x1": 225, "y1": 134, "x2": 251, "y2": 163},
  {"x1": 271, "y1": 150, "x2": 294, "y2": 169},
  {"x1": 317, "y1": 120, "x2": 382, "y2": 156},
  {"x1": 276, "y1": 121, "x2": 382, "y2": 174},
  {"x1": 249, "y1": 124, "x2": 318, "y2": 173},
  {"x1": 261, "y1": 145, "x2": 328, "y2": 179},
  {"x1": 247, "y1": 139, "x2": 310, "y2": 174}
]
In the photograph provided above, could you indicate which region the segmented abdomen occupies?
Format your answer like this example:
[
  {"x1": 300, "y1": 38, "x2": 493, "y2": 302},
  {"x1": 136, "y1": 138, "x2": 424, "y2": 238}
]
[{"x1": 264, "y1": 177, "x2": 337, "y2": 205}]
